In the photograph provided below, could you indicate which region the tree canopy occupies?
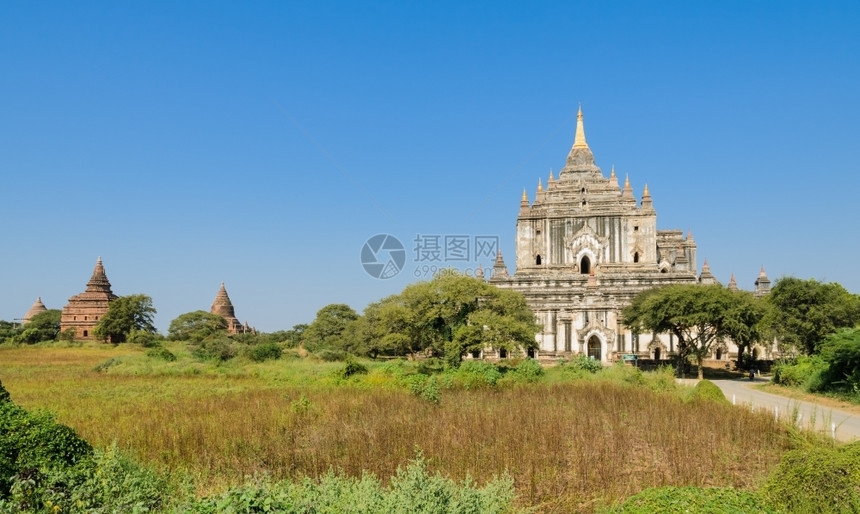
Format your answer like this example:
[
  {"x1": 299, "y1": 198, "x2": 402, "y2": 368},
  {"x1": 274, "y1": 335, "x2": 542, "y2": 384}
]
[
  {"x1": 168, "y1": 310, "x2": 228, "y2": 342},
  {"x1": 94, "y1": 294, "x2": 157, "y2": 344},
  {"x1": 763, "y1": 277, "x2": 860, "y2": 355},
  {"x1": 304, "y1": 304, "x2": 359, "y2": 352},
  {"x1": 355, "y1": 270, "x2": 540, "y2": 363},
  {"x1": 622, "y1": 285, "x2": 766, "y2": 379},
  {"x1": 17, "y1": 310, "x2": 62, "y2": 344}
]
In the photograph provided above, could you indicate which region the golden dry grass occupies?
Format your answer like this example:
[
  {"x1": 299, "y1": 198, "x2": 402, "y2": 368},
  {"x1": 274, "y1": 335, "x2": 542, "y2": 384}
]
[{"x1": 0, "y1": 344, "x2": 796, "y2": 512}]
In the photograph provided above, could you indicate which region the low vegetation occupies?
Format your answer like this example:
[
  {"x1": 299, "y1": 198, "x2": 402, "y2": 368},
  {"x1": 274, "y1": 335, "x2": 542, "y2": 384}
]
[{"x1": 1, "y1": 343, "x2": 840, "y2": 512}]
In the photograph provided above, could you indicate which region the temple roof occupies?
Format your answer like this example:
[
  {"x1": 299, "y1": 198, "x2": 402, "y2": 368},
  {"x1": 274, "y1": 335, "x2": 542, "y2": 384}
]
[
  {"x1": 23, "y1": 297, "x2": 47, "y2": 323},
  {"x1": 86, "y1": 257, "x2": 114, "y2": 295}
]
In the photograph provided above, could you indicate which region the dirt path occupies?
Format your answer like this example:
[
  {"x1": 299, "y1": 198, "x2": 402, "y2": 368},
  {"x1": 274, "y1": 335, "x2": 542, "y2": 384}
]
[{"x1": 702, "y1": 378, "x2": 860, "y2": 442}]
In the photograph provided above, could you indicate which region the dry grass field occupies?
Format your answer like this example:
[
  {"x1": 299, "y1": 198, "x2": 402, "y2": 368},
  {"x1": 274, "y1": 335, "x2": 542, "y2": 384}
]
[{"x1": 0, "y1": 343, "x2": 800, "y2": 512}]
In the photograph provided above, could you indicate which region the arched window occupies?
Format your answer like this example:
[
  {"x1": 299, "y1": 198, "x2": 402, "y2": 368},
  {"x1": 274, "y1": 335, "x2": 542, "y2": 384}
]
[
  {"x1": 499, "y1": 348, "x2": 508, "y2": 359},
  {"x1": 716, "y1": 348, "x2": 723, "y2": 360},
  {"x1": 654, "y1": 347, "x2": 662, "y2": 360},
  {"x1": 580, "y1": 256, "x2": 591, "y2": 275},
  {"x1": 660, "y1": 268, "x2": 668, "y2": 274},
  {"x1": 535, "y1": 255, "x2": 542, "y2": 265},
  {"x1": 633, "y1": 252, "x2": 639, "y2": 263},
  {"x1": 83, "y1": 330, "x2": 88, "y2": 337}
]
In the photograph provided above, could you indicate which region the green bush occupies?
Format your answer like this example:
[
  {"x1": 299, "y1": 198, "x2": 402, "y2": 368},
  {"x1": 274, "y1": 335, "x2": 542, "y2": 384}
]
[
  {"x1": 127, "y1": 330, "x2": 164, "y2": 348},
  {"x1": 188, "y1": 454, "x2": 515, "y2": 513},
  {"x1": 192, "y1": 338, "x2": 237, "y2": 361},
  {"x1": 146, "y1": 346, "x2": 177, "y2": 362},
  {"x1": 761, "y1": 441, "x2": 860, "y2": 513},
  {"x1": 246, "y1": 342, "x2": 283, "y2": 362},
  {"x1": 335, "y1": 358, "x2": 368, "y2": 380},
  {"x1": 316, "y1": 349, "x2": 348, "y2": 362},
  {"x1": 448, "y1": 361, "x2": 502, "y2": 389},
  {"x1": 772, "y1": 355, "x2": 827, "y2": 388},
  {"x1": 560, "y1": 354, "x2": 604, "y2": 375},
  {"x1": 687, "y1": 379, "x2": 730, "y2": 405},
  {"x1": 509, "y1": 358, "x2": 545, "y2": 383},
  {"x1": 612, "y1": 486, "x2": 775, "y2": 513},
  {"x1": 417, "y1": 358, "x2": 445, "y2": 376},
  {"x1": 93, "y1": 357, "x2": 122, "y2": 372}
]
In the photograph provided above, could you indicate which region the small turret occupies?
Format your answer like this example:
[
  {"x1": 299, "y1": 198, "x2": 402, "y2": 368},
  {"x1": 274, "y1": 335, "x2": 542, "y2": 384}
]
[
  {"x1": 609, "y1": 165, "x2": 619, "y2": 188},
  {"x1": 489, "y1": 250, "x2": 509, "y2": 281},
  {"x1": 641, "y1": 183, "x2": 653, "y2": 211},
  {"x1": 698, "y1": 259, "x2": 720, "y2": 285},
  {"x1": 728, "y1": 274, "x2": 739, "y2": 291},
  {"x1": 621, "y1": 174, "x2": 635, "y2": 202},
  {"x1": 754, "y1": 266, "x2": 771, "y2": 297}
]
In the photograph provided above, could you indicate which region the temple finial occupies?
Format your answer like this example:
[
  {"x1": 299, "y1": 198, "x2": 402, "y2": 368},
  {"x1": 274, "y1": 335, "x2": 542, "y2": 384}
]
[
  {"x1": 610, "y1": 165, "x2": 616, "y2": 179},
  {"x1": 537, "y1": 178, "x2": 543, "y2": 192},
  {"x1": 643, "y1": 183, "x2": 650, "y2": 197},
  {"x1": 521, "y1": 188, "x2": 528, "y2": 203},
  {"x1": 548, "y1": 169, "x2": 554, "y2": 182},
  {"x1": 573, "y1": 105, "x2": 589, "y2": 149}
]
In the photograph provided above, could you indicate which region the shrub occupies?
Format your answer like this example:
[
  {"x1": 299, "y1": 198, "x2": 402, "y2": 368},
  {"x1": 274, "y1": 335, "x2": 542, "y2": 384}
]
[
  {"x1": 687, "y1": 379, "x2": 730, "y2": 405},
  {"x1": 335, "y1": 358, "x2": 368, "y2": 380},
  {"x1": 612, "y1": 486, "x2": 775, "y2": 513},
  {"x1": 192, "y1": 338, "x2": 238, "y2": 361},
  {"x1": 560, "y1": 354, "x2": 603, "y2": 375},
  {"x1": 761, "y1": 441, "x2": 860, "y2": 513},
  {"x1": 417, "y1": 358, "x2": 445, "y2": 376},
  {"x1": 508, "y1": 358, "x2": 545, "y2": 383},
  {"x1": 0, "y1": 396, "x2": 93, "y2": 497},
  {"x1": 772, "y1": 355, "x2": 827, "y2": 388},
  {"x1": 246, "y1": 342, "x2": 283, "y2": 362},
  {"x1": 146, "y1": 346, "x2": 177, "y2": 362},
  {"x1": 93, "y1": 357, "x2": 122, "y2": 372},
  {"x1": 449, "y1": 361, "x2": 502, "y2": 389},
  {"x1": 316, "y1": 349, "x2": 347, "y2": 362},
  {"x1": 127, "y1": 330, "x2": 164, "y2": 348}
]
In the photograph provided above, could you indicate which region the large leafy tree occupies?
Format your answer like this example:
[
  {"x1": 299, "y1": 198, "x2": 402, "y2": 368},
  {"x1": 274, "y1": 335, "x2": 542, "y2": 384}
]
[
  {"x1": 167, "y1": 310, "x2": 228, "y2": 342},
  {"x1": 94, "y1": 294, "x2": 157, "y2": 344},
  {"x1": 358, "y1": 270, "x2": 540, "y2": 362},
  {"x1": 623, "y1": 285, "x2": 766, "y2": 379},
  {"x1": 304, "y1": 304, "x2": 359, "y2": 352},
  {"x1": 763, "y1": 277, "x2": 860, "y2": 356}
]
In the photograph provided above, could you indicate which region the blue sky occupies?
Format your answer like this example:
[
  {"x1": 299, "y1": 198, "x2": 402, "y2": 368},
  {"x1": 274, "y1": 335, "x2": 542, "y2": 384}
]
[{"x1": 2, "y1": 1, "x2": 859, "y2": 332}]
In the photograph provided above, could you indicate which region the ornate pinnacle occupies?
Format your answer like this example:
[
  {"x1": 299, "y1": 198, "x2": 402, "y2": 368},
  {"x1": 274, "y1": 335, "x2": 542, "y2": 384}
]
[{"x1": 573, "y1": 105, "x2": 589, "y2": 149}]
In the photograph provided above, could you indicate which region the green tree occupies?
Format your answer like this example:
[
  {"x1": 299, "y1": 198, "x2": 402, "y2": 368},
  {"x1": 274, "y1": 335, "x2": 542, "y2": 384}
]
[
  {"x1": 623, "y1": 285, "x2": 766, "y2": 379},
  {"x1": 167, "y1": 310, "x2": 228, "y2": 342},
  {"x1": 358, "y1": 270, "x2": 540, "y2": 363},
  {"x1": 304, "y1": 304, "x2": 359, "y2": 352},
  {"x1": 16, "y1": 310, "x2": 62, "y2": 344},
  {"x1": 268, "y1": 324, "x2": 308, "y2": 348},
  {"x1": 763, "y1": 277, "x2": 860, "y2": 356},
  {"x1": 93, "y1": 294, "x2": 157, "y2": 344}
]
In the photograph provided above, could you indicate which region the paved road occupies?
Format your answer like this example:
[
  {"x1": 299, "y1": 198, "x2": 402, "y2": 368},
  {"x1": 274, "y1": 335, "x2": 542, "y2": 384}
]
[{"x1": 693, "y1": 378, "x2": 860, "y2": 442}]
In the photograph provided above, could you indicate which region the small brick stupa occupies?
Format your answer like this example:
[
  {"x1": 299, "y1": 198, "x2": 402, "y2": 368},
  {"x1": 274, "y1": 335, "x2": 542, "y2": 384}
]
[{"x1": 60, "y1": 257, "x2": 118, "y2": 340}]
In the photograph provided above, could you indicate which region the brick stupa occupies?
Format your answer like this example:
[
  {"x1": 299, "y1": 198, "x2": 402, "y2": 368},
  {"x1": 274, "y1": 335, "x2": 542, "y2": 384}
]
[{"x1": 60, "y1": 257, "x2": 118, "y2": 340}]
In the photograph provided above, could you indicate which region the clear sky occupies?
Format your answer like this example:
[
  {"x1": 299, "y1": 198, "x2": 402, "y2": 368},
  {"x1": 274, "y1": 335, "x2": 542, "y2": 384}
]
[{"x1": 2, "y1": 1, "x2": 859, "y2": 333}]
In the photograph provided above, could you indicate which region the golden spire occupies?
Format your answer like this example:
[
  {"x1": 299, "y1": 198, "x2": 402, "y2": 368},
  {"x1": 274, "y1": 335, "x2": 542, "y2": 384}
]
[
  {"x1": 573, "y1": 105, "x2": 589, "y2": 149},
  {"x1": 610, "y1": 165, "x2": 616, "y2": 179},
  {"x1": 548, "y1": 169, "x2": 554, "y2": 182},
  {"x1": 643, "y1": 183, "x2": 650, "y2": 197},
  {"x1": 624, "y1": 174, "x2": 630, "y2": 188},
  {"x1": 537, "y1": 178, "x2": 543, "y2": 192},
  {"x1": 521, "y1": 188, "x2": 528, "y2": 203}
]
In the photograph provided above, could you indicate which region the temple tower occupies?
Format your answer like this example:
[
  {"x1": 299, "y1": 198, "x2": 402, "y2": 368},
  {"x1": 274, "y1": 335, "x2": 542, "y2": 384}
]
[
  {"x1": 210, "y1": 282, "x2": 245, "y2": 334},
  {"x1": 60, "y1": 258, "x2": 118, "y2": 340}
]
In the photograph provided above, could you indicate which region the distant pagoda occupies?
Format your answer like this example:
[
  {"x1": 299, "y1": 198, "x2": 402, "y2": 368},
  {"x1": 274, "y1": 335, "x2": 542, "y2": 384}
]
[
  {"x1": 60, "y1": 257, "x2": 118, "y2": 340},
  {"x1": 210, "y1": 282, "x2": 249, "y2": 334},
  {"x1": 22, "y1": 297, "x2": 48, "y2": 324}
]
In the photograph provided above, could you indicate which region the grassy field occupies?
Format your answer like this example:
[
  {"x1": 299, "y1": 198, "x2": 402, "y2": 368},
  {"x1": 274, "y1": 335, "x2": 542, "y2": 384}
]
[{"x1": 0, "y1": 342, "x2": 805, "y2": 512}]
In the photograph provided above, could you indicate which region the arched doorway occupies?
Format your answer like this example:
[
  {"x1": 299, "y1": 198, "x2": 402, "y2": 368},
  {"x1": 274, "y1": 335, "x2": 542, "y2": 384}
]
[
  {"x1": 580, "y1": 256, "x2": 591, "y2": 275},
  {"x1": 535, "y1": 255, "x2": 542, "y2": 265},
  {"x1": 587, "y1": 335, "x2": 601, "y2": 361},
  {"x1": 654, "y1": 347, "x2": 661, "y2": 361}
]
